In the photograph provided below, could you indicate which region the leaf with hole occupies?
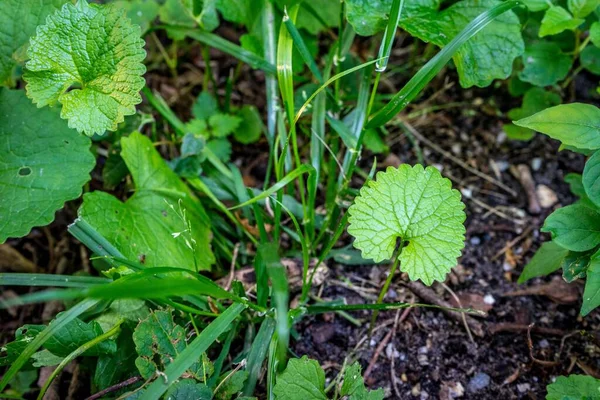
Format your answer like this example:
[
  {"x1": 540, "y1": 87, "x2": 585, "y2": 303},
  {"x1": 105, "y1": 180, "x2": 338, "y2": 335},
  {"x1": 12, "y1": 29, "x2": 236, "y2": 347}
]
[
  {"x1": 0, "y1": 89, "x2": 95, "y2": 243},
  {"x1": 23, "y1": 0, "x2": 146, "y2": 136},
  {"x1": 348, "y1": 165, "x2": 466, "y2": 285}
]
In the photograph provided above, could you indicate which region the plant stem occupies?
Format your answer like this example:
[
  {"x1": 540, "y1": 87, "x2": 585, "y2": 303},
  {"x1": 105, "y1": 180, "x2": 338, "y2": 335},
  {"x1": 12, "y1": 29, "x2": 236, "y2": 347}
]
[{"x1": 369, "y1": 247, "x2": 402, "y2": 335}]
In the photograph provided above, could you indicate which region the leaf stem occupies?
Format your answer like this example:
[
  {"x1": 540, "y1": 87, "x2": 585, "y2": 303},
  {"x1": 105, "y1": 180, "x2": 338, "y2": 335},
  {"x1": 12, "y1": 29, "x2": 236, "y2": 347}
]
[{"x1": 369, "y1": 245, "x2": 403, "y2": 335}]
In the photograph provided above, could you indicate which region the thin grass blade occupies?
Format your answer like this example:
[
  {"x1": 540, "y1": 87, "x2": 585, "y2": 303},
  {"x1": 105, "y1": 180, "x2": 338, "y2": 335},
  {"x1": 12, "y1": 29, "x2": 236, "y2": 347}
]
[
  {"x1": 376, "y1": 0, "x2": 404, "y2": 72},
  {"x1": 243, "y1": 317, "x2": 276, "y2": 396},
  {"x1": 0, "y1": 273, "x2": 110, "y2": 287},
  {"x1": 367, "y1": 1, "x2": 522, "y2": 128},
  {"x1": 140, "y1": 303, "x2": 246, "y2": 400}
]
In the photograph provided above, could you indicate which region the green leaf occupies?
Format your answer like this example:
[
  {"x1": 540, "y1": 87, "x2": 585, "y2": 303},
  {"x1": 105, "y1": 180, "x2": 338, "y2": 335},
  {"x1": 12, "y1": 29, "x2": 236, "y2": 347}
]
[
  {"x1": 24, "y1": 0, "x2": 147, "y2": 136},
  {"x1": 521, "y1": 0, "x2": 550, "y2": 11},
  {"x1": 503, "y1": 124, "x2": 535, "y2": 141},
  {"x1": 193, "y1": 92, "x2": 219, "y2": 119},
  {"x1": 562, "y1": 251, "x2": 591, "y2": 282},
  {"x1": 296, "y1": 2, "x2": 341, "y2": 35},
  {"x1": 234, "y1": 105, "x2": 263, "y2": 144},
  {"x1": 141, "y1": 303, "x2": 245, "y2": 399},
  {"x1": 31, "y1": 350, "x2": 64, "y2": 367},
  {"x1": 133, "y1": 309, "x2": 212, "y2": 381},
  {"x1": 567, "y1": 0, "x2": 600, "y2": 18},
  {"x1": 216, "y1": 0, "x2": 259, "y2": 26},
  {"x1": 215, "y1": 370, "x2": 247, "y2": 400},
  {"x1": 348, "y1": 165, "x2": 466, "y2": 285},
  {"x1": 546, "y1": 375, "x2": 600, "y2": 399},
  {"x1": 507, "y1": 88, "x2": 562, "y2": 121},
  {"x1": 80, "y1": 132, "x2": 215, "y2": 270},
  {"x1": 341, "y1": 362, "x2": 384, "y2": 400},
  {"x1": 542, "y1": 204, "x2": 600, "y2": 252},
  {"x1": 0, "y1": 89, "x2": 94, "y2": 243},
  {"x1": 583, "y1": 150, "x2": 600, "y2": 207},
  {"x1": 165, "y1": 379, "x2": 212, "y2": 400},
  {"x1": 112, "y1": 0, "x2": 160, "y2": 33},
  {"x1": 539, "y1": 6, "x2": 584, "y2": 37},
  {"x1": 581, "y1": 45, "x2": 600, "y2": 75},
  {"x1": 591, "y1": 22, "x2": 600, "y2": 48},
  {"x1": 518, "y1": 241, "x2": 570, "y2": 283},
  {"x1": 518, "y1": 42, "x2": 573, "y2": 87},
  {"x1": 582, "y1": 250, "x2": 600, "y2": 316},
  {"x1": 0, "y1": 0, "x2": 68, "y2": 86},
  {"x1": 94, "y1": 327, "x2": 138, "y2": 390},
  {"x1": 565, "y1": 173, "x2": 588, "y2": 199},
  {"x1": 209, "y1": 114, "x2": 242, "y2": 138},
  {"x1": 399, "y1": 0, "x2": 524, "y2": 88},
  {"x1": 507, "y1": 87, "x2": 561, "y2": 140},
  {"x1": 345, "y1": 0, "x2": 439, "y2": 36},
  {"x1": 273, "y1": 356, "x2": 327, "y2": 400},
  {"x1": 159, "y1": 0, "x2": 196, "y2": 30},
  {"x1": 515, "y1": 103, "x2": 600, "y2": 150}
]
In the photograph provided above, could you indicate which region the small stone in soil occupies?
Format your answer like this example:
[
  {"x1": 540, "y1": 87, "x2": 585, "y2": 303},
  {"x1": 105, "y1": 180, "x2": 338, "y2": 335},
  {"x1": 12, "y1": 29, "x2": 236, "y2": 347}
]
[
  {"x1": 483, "y1": 294, "x2": 495, "y2": 305},
  {"x1": 531, "y1": 157, "x2": 542, "y2": 171},
  {"x1": 517, "y1": 383, "x2": 531, "y2": 393},
  {"x1": 470, "y1": 236, "x2": 481, "y2": 246},
  {"x1": 467, "y1": 373, "x2": 491, "y2": 393}
]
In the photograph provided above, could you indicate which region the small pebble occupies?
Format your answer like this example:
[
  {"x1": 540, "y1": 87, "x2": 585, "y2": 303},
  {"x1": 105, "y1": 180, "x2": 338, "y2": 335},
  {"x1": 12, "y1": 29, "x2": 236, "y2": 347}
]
[
  {"x1": 433, "y1": 163, "x2": 444, "y2": 172},
  {"x1": 421, "y1": 390, "x2": 430, "y2": 400},
  {"x1": 385, "y1": 343, "x2": 400, "y2": 359},
  {"x1": 470, "y1": 236, "x2": 481, "y2": 246},
  {"x1": 451, "y1": 143, "x2": 462, "y2": 155},
  {"x1": 461, "y1": 187, "x2": 473, "y2": 199},
  {"x1": 517, "y1": 383, "x2": 531, "y2": 393},
  {"x1": 539, "y1": 339, "x2": 550, "y2": 349},
  {"x1": 418, "y1": 346, "x2": 429, "y2": 354},
  {"x1": 483, "y1": 294, "x2": 495, "y2": 305},
  {"x1": 417, "y1": 354, "x2": 429, "y2": 366},
  {"x1": 494, "y1": 160, "x2": 510, "y2": 172},
  {"x1": 536, "y1": 184, "x2": 558, "y2": 208},
  {"x1": 369, "y1": 339, "x2": 377, "y2": 347},
  {"x1": 531, "y1": 157, "x2": 542, "y2": 171},
  {"x1": 467, "y1": 373, "x2": 491, "y2": 393},
  {"x1": 411, "y1": 383, "x2": 421, "y2": 397}
]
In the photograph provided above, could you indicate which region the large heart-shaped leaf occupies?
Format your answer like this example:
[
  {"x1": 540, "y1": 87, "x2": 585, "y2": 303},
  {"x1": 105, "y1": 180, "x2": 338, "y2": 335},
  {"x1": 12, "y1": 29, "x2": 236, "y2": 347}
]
[
  {"x1": 0, "y1": 89, "x2": 94, "y2": 243},
  {"x1": 79, "y1": 132, "x2": 215, "y2": 270},
  {"x1": 23, "y1": 0, "x2": 146, "y2": 136},
  {"x1": 348, "y1": 165, "x2": 466, "y2": 285}
]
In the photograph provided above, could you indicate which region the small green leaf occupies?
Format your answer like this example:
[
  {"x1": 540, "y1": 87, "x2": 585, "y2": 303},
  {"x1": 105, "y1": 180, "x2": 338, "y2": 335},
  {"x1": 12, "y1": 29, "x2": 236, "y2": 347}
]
[
  {"x1": 507, "y1": 87, "x2": 561, "y2": 140},
  {"x1": 539, "y1": 6, "x2": 584, "y2": 37},
  {"x1": 546, "y1": 375, "x2": 600, "y2": 399},
  {"x1": 185, "y1": 119, "x2": 210, "y2": 137},
  {"x1": 165, "y1": 379, "x2": 212, "y2": 400},
  {"x1": 0, "y1": 0, "x2": 68, "y2": 86},
  {"x1": 133, "y1": 309, "x2": 212, "y2": 381},
  {"x1": 348, "y1": 165, "x2": 466, "y2": 285},
  {"x1": 591, "y1": 22, "x2": 600, "y2": 48},
  {"x1": 583, "y1": 150, "x2": 600, "y2": 207},
  {"x1": 341, "y1": 362, "x2": 384, "y2": 400},
  {"x1": 514, "y1": 103, "x2": 600, "y2": 150},
  {"x1": 159, "y1": 0, "x2": 196, "y2": 30},
  {"x1": 273, "y1": 356, "x2": 327, "y2": 400},
  {"x1": 112, "y1": 0, "x2": 160, "y2": 33},
  {"x1": 209, "y1": 114, "x2": 242, "y2": 137},
  {"x1": 24, "y1": 0, "x2": 147, "y2": 136},
  {"x1": 582, "y1": 250, "x2": 600, "y2": 316},
  {"x1": 581, "y1": 46, "x2": 600, "y2": 75},
  {"x1": 565, "y1": 173, "x2": 588, "y2": 199},
  {"x1": 0, "y1": 89, "x2": 94, "y2": 243},
  {"x1": 94, "y1": 327, "x2": 137, "y2": 390},
  {"x1": 215, "y1": 370, "x2": 248, "y2": 400},
  {"x1": 518, "y1": 241, "x2": 569, "y2": 283},
  {"x1": 193, "y1": 91, "x2": 219, "y2": 120},
  {"x1": 542, "y1": 204, "x2": 600, "y2": 252},
  {"x1": 80, "y1": 132, "x2": 215, "y2": 270},
  {"x1": 561, "y1": 251, "x2": 591, "y2": 282},
  {"x1": 31, "y1": 350, "x2": 64, "y2": 367},
  {"x1": 518, "y1": 42, "x2": 573, "y2": 87},
  {"x1": 234, "y1": 105, "x2": 263, "y2": 144},
  {"x1": 503, "y1": 124, "x2": 535, "y2": 141},
  {"x1": 521, "y1": 0, "x2": 550, "y2": 11},
  {"x1": 567, "y1": 0, "x2": 600, "y2": 18}
]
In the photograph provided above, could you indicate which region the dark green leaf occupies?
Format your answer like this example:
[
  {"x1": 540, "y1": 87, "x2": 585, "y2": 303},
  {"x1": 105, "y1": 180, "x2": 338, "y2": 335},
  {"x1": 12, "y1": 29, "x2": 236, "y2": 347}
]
[
  {"x1": 581, "y1": 45, "x2": 600, "y2": 75},
  {"x1": 542, "y1": 204, "x2": 600, "y2": 251},
  {"x1": 562, "y1": 251, "x2": 592, "y2": 282},
  {"x1": 582, "y1": 249, "x2": 600, "y2": 315},
  {"x1": 273, "y1": 356, "x2": 327, "y2": 400},
  {"x1": 518, "y1": 241, "x2": 569, "y2": 283},
  {"x1": 583, "y1": 150, "x2": 600, "y2": 207},
  {"x1": 193, "y1": 92, "x2": 219, "y2": 120},
  {"x1": 165, "y1": 379, "x2": 212, "y2": 400},
  {"x1": 518, "y1": 42, "x2": 573, "y2": 86}
]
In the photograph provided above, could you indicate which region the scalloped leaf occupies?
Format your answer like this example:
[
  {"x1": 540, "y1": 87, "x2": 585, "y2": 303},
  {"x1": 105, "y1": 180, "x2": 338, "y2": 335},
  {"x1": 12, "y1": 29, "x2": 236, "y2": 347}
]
[
  {"x1": 23, "y1": 0, "x2": 146, "y2": 136},
  {"x1": 348, "y1": 165, "x2": 466, "y2": 285},
  {"x1": 0, "y1": 89, "x2": 94, "y2": 243}
]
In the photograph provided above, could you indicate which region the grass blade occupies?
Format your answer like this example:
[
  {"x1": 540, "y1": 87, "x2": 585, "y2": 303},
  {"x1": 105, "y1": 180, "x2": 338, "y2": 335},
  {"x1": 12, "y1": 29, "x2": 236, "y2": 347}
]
[
  {"x1": 0, "y1": 273, "x2": 109, "y2": 287},
  {"x1": 267, "y1": 259, "x2": 289, "y2": 373},
  {"x1": 367, "y1": 0, "x2": 522, "y2": 128},
  {"x1": 243, "y1": 317, "x2": 276, "y2": 396},
  {"x1": 0, "y1": 298, "x2": 99, "y2": 391},
  {"x1": 163, "y1": 27, "x2": 277, "y2": 74},
  {"x1": 284, "y1": 16, "x2": 323, "y2": 83},
  {"x1": 306, "y1": 301, "x2": 485, "y2": 316},
  {"x1": 376, "y1": 0, "x2": 404, "y2": 72},
  {"x1": 140, "y1": 303, "x2": 246, "y2": 400},
  {"x1": 228, "y1": 164, "x2": 314, "y2": 210}
]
